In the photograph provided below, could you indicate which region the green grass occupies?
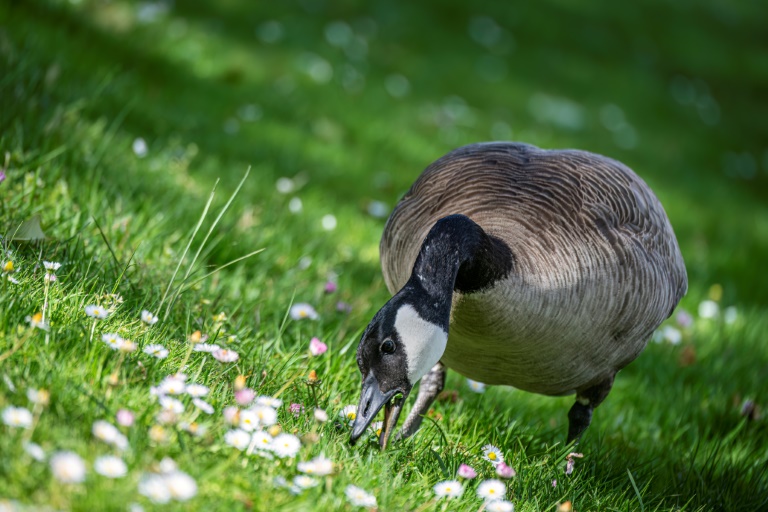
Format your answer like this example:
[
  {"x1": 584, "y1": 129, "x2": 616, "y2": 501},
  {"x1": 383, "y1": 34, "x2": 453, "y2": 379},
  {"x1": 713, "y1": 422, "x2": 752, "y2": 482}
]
[{"x1": 1, "y1": 0, "x2": 767, "y2": 510}]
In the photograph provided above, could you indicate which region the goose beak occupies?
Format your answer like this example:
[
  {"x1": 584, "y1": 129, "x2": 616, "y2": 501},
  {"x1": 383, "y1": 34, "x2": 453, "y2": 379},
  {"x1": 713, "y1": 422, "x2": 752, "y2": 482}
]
[
  {"x1": 349, "y1": 374, "x2": 408, "y2": 449},
  {"x1": 379, "y1": 393, "x2": 406, "y2": 450}
]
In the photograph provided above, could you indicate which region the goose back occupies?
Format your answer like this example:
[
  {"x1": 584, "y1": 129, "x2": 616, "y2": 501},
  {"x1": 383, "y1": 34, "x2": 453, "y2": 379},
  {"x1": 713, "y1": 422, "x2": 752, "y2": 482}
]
[{"x1": 381, "y1": 142, "x2": 687, "y2": 395}]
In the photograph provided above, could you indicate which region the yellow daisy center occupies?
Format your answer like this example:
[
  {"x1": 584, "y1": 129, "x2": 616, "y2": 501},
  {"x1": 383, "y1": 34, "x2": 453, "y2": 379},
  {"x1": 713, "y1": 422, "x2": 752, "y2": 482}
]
[
  {"x1": 489, "y1": 452, "x2": 497, "y2": 460},
  {"x1": 32, "y1": 312, "x2": 43, "y2": 323},
  {"x1": 299, "y1": 310, "x2": 307, "y2": 318},
  {"x1": 347, "y1": 412, "x2": 356, "y2": 420},
  {"x1": 3, "y1": 261, "x2": 13, "y2": 272}
]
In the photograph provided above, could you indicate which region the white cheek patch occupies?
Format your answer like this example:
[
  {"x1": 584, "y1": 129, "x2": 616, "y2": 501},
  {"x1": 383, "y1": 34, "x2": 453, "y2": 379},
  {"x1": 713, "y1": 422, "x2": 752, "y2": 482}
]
[{"x1": 394, "y1": 304, "x2": 448, "y2": 385}]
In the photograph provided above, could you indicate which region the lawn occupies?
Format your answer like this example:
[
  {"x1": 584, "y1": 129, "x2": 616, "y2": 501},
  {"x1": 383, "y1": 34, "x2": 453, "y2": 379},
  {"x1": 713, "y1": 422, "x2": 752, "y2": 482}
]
[{"x1": 1, "y1": 0, "x2": 767, "y2": 510}]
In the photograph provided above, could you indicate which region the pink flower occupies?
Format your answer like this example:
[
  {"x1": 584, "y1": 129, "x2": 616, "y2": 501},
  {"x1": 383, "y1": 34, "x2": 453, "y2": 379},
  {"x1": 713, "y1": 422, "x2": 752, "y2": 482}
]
[
  {"x1": 290, "y1": 403, "x2": 304, "y2": 417},
  {"x1": 309, "y1": 337, "x2": 327, "y2": 356},
  {"x1": 676, "y1": 309, "x2": 693, "y2": 328},
  {"x1": 552, "y1": 479, "x2": 557, "y2": 488},
  {"x1": 234, "y1": 388, "x2": 255, "y2": 406},
  {"x1": 324, "y1": 281, "x2": 337, "y2": 293},
  {"x1": 116, "y1": 409, "x2": 135, "y2": 427},
  {"x1": 212, "y1": 348, "x2": 239, "y2": 363},
  {"x1": 336, "y1": 301, "x2": 352, "y2": 314},
  {"x1": 457, "y1": 464, "x2": 477, "y2": 479},
  {"x1": 496, "y1": 462, "x2": 516, "y2": 478}
]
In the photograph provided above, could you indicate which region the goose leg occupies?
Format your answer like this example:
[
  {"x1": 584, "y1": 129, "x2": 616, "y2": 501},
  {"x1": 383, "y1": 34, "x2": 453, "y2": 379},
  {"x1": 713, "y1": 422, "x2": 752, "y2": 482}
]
[
  {"x1": 397, "y1": 362, "x2": 446, "y2": 440},
  {"x1": 567, "y1": 373, "x2": 615, "y2": 444}
]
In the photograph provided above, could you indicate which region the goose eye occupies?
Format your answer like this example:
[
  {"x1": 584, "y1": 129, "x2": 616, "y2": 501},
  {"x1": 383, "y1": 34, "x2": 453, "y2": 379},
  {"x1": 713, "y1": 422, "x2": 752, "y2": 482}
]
[{"x1": 380, "y1": 339, "x2": 396, "y2": 354}]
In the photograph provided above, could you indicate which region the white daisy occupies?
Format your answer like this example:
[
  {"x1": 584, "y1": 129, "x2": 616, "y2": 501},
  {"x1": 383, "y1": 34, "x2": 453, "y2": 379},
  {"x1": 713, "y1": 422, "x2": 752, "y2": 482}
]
[
  {"x1": 467, "y1": 379, "x2": 486, "y2": 393},
  {"x1": 724, "y1": 306, "x2": 738, "y2": 324},
  {"x1": 271, "y1": 433, "x2": 301, "y2": 458},
  {"x1": 102, "y1": 333, "x2": 124, "y2": 350},
  {"x1": 43, "y1": 261, "x2": 62, "y2": 271},
  {"x1": 158, "y1": 457, "x2": 178, "y2": 474},
  {"x1": 132, "y1": 137, "x2": 149, "y2": 158},
  {"x1": 192, "y1": 343, "x2": 220, "y2": 353},
  {"x1": 50, "y1": 451, "x2": 87, "y2": 484},
  {"x1": 156, "y1": 409, "x2": 179, "y2": 425},
  {"x1": 698, "y1": 300, "x2": 719, "y2": 319},
  {"x1": 321, "y1": 214, "x2": 337, "y2": 231},
  {"x1": 92, "y1": 420, "x2": 120, "y2": 443},
  {"x1": 289, "y1": 303, "x2": 318, "y2": 320},
  {"x1": 252, "y1": 405, "x2": 277, "y2": 427},
  {"x1": 345, "y1": 485, "x2": 377, "y2": 508},
  {"x1": 120, "y1": 340, "x2": 138, "y2": 352},
  {"x1": 94, "y1": 455, "x2": 128, "y2": 478},
  {"x1": 293, "y1": 475, "x2": 319, "y2": 489},
  {"x1": 477, "y1": 479, "x2": 506, "y2": 501},
  {"x1": 288, "y1": 197, "x2": 303, "y2": 213},
  {"x1": 144, "y1": 344, "x2": 169, "y2": 359},
  {"x1": 487, "y1": 500, "x2": 515, "y2": 512},
  {"x1": 250, "y1": 430, "x2": 273, "y2": 453},
  {"x1": 23, "y1": 441, "x2": 45, "y2": 461},
  {"x1": 159, "y1": 396, "x2": 184, "y2": 414},
  {"x1": 85, "y1": 304, "x2": 109, "y2": 319},
  {"x1": 25, "y1": 312, "x2": 49, "y2": 331},
  {"x1": 297, "y1": 455, "x2": 333, "y2": 476},
  {"x1": 141, "y1": 310, "x2": 159, "y2": 325},
  {"x1": 192, "y1": 398, "x2": 214, "y2": 415},
  {"x1": 179, "y1": 421, "x2": 207, "y2": 437},
  {"x1": 434, "y1": 480, "x2": 464, "y2": 499},
  {"x1": 2, "y1": 406, "x2": 33, "y2": 428},
  {"x1": 340, "y1": 404, "x2": 357, "y2": 425},
  {"x1": 314, "y1": 408, "x2": 328, "y2": 423},
  {"x1": 482, "y1": 444, "x2": 504, "y2": 466},
  {"x1": 212, "y1": 348, "x2": 239, "y2": 363},
  {"x1": 661, "y1": 325, "x2": 682, "y2": 344},
  {"x1": 164, "y1": 471, "x2": 197, "y2": 501},
  {"x1": 157, "y1": 377, "x2": 186, "y2": 395},
  {"x1": 223, "y1": 406, "x2": 240, "y2": 425},
  {"x1": 224, "y1": 429, "x2": 251, "y2": 451},
  {"x1": 138, "y1": 474, "x2": 171, "y2": 504},
  {"x1": 255, "y1": 396, "x2": 282, "y2": 408},
  {"x1": 239, "y1": 409, "x2": 259, "y2": 431},
  {"x1": 185, "y1": 384, "x2": 209, "y2": 397}
]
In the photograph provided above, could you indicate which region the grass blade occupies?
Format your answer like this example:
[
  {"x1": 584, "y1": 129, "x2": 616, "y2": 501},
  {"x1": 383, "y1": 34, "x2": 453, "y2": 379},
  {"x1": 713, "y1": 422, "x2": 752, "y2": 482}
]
[
  {"x1": 158, "y1": 180, "x2": 218, "y2": 317},
  {"x1": 627, "y1": 468, "x2": 645, "y2": 512}
]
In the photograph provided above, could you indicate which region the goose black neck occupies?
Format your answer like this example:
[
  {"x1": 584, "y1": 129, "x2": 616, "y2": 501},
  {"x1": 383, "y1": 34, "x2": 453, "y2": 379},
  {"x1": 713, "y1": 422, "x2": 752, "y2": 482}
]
[{"x1": 406, "y1": 214, "x2": 514, "y2": 320}]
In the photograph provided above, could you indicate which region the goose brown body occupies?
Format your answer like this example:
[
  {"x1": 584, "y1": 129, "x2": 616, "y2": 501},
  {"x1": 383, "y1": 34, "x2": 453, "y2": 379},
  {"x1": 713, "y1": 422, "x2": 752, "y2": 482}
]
[{"x1": 380, "y1": 142, "x2": 687, "y2": 396}]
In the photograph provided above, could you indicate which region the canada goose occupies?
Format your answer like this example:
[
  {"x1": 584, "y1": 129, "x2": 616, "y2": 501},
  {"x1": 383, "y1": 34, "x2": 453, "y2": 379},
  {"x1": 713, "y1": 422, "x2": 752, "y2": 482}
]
[{"x1": 349, "y1": 142, "x2": 687, "y2": 448}]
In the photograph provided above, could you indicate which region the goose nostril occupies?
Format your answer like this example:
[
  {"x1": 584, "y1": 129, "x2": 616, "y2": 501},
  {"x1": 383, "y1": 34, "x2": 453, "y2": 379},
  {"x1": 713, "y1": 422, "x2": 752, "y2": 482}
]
[{"x1": 363, "y1": 399, "x2": 371, "y2": 417}]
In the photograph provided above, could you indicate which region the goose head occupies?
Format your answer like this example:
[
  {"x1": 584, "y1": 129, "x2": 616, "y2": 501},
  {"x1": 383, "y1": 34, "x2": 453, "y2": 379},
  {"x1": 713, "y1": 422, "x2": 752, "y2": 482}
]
[{"x1": 349, "y1": 282, "x2": 449, "y2": 448}]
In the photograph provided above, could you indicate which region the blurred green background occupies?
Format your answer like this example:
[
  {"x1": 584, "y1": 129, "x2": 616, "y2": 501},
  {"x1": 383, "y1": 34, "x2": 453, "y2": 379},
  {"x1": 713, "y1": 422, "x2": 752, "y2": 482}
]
[{"x1": 2, "y1": 0, "x2": 767, "y2": 306}]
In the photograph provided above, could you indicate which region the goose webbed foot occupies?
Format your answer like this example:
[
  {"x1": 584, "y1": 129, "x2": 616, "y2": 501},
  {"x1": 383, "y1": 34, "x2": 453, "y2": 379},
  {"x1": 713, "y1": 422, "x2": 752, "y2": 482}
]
[
  {"x1": 396, "y1": 362, "x2": 446, "y2": 441},
  {"x1": 566, "y1": 373, "x2": 615, "y2": 444}
]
